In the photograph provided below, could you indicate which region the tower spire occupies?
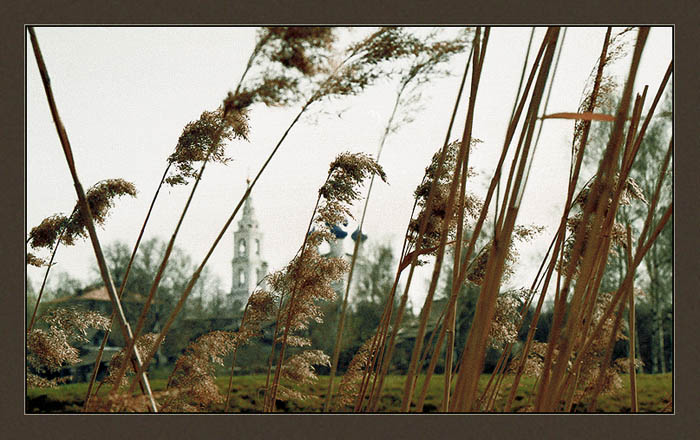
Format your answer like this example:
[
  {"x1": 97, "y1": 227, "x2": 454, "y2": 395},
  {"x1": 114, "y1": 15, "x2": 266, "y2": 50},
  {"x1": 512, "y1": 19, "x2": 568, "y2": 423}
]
[
  {"x1": 242, "y1": 176, "x2": 255, "y2": 221},
  {"x1": 231, "y1": 177, "x2": 268, "y2": 309}
]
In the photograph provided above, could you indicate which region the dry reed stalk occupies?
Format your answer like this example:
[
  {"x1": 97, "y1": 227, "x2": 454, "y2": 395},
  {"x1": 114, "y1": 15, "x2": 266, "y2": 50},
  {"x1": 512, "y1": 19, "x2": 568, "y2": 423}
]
[
  {"x1": 223, "y1": 302, "x2": 249, "y2": 412},
  {"x1": 354, "y1": 161, "x2": 441, "y2": 411},
  {"x1": 408, "y1": 296, "x2": 452, "y2": 409},
  {"x1": 403, "y1": 26, "x2": 552, "y2": 412},
  {"x1": 456, "y1": 27, "x2": 564, "y2": 410},
  {"x1": 29, "y1": 178, "x2": 137, "y2": 337},
  {"x1": 321, "y1": 75, "x2": 400, "y2": 412},
  {"x1": 587, "y1": 290, "x2": 627, "y2": 411},
  {"x1": 354, "y1": 263, "x2": 404, "y2": 411},
  {"x1": 562, "y1": 240, "x2": 616, "y2": 410},
  {"x1": 83, "y1": 163, "x2": 172, "y2": 410},
  {"x1": 29, "y1": 177, "x2": 138, "y2": 340},
  {"x1": 624, "y1": 62, "x2": 673, "y2": 174},
  {"x1": 114, "y1": 28, "x2": 336, "y2": 399},
  {"x1": 264, "y1": 195, "x2": 324, "y2": 412},
  {"x1": 261, "y1": 293, "x2": 286, "y2": 411},
  {"x1": 555, "y1": 90, "x2": 646, "y2": 411},
  {"x1": 450, "y1": 27, "x2": 560, "y2": 412},
  {"x1": 503, "y1": 28, "x2": 614, "y2": 411},
  {"x1": 626, "y1": 138, "x2": 670, "y2": 405},
  {"x1": 109, "y1": 133, "x2": 222, "y2": 398},
  {"x1": 354, "y1": 34, "x2": 478, "y2": 412},
  {"x1": 546, "y1": 46, "x2": 671, "y2": 413},
  {"x1": 476, "y1": 28, "x2": 567, "y2": 412},
  {"x1": 418, "y1": 29, "x2": 558, "y2": 413},
  {"x1": 126, "y1": 29, "x2": 420, "y2": 397},
  {"x1": 28, "y1": 27, "x2": 158, "y2": 412},
  {"x1": 569, "y1": 89, "x2": 650, "y2": 400},
  {"x1": 265, "y1": 153, "x2": 385, "y2": 411},
  {"x1": 362, "y1": 48, "x2": 483, "y2": 414},
  {"x1": 436, "y1": 130, "x2": 481, "y2": 408},
  {"x1": 109, "y1": 106, "x2": 250, "y2": 398},
  {"x1": 400, "y1": 28, "x2": 489, "y2": 412},
  {"x1": 534, "y1": 27, "x2": 650, "y2": 412},
  {"x1": 363, "y1": 146, "x2": 455, "y2": 410},
  {"x1": 27, "y1": 223, "x2": 68, "y2": 334},
  {"x1": 553, "y1": 159, "x2": 671, "y2": 411},
  {"x1": 323, "y1": 35, "x2": 473, "y2": 411},
  {"x1": 509, "y1": 27, "x2": 536, "y2": 123}
]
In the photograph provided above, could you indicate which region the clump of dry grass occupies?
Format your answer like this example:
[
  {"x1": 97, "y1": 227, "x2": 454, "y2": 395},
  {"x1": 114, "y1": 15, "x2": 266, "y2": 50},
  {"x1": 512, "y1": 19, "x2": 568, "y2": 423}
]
[
  {"x1": 28, "y1": 26, "x2": 672, "y2": 415},
  {"x1": 103, "y1": 333, "x2": 161, "y2": 388},
  {"x1": 334, "y1": 335, "x2": 378, "y2": 410},
  {"x1": 277, "y1": 350, "x2": 331, "y2": 403},
  {"x1": 567, "y1": 291, "x2": 628, "y2": 405},
  {"x1": 508, "y1": 341, "x2": 549, "y2": 378},
  {"x1": 26, "y1": 307, "x2": 110, "y2": 387},
  {"x1": 272, "y1": 249, "x2": 348, "y2": 338},
  {"x1": 467, "y1": 225, "x2": 544, "y2": 286},
  {"x1": 573, "y1": 27, "x2": 634, "y2": 151},
  {"x1": 225, "y1": 27, "x2": 335, "y2": 111},
  {"x1": 161, "y1": 331, "x2": 237, "y2": 411},
  {"x1": 165, "y1": 107, "x2": 249, "y2": 186},
  {"x1": 488, "y1": 288, "x2": 532, "y2": 349},
  {"x1": 64, "y1": 179, "x2": 137, "y2": 243},
  {"x1": 241, "y1": 290, "x2": 277, "y2": 338},
  {"x1": 559, "y1": 174, "x2": 646, "y2": 276},
  {"x1": 26, "y1": 252, "x2": 49, "y2": 267},
  {"x1": 27, "y1": 214, "x2": 70, "y2": 250},
  {"x1": 316, "y1": 152, "x2": 387, "y2": 226},
  {"x1": 28, "y1": 179, "x2": 137, "y2": 251},
  {"x1": 86, "y1": 392, "x2": 154, "y2": 413},
  {"x1": 407, "y1": 139, "x2": 482, "y2": 263},
  {"x1": 263, "y1": 152, "x2": 385, "y2": 410},
  {"x1": 26, "y1": 179, "x2": 137, "y2": 334}
]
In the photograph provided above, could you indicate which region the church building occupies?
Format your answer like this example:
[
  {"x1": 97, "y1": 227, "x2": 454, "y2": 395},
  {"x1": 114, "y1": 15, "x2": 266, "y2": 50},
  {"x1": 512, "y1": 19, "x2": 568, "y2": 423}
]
[
  {"x1": 230, "y1": 180, "x2": 269, "y2": 307},
  {"x1": 229, "y1": 180, "x2": 369, "y2": 308}
]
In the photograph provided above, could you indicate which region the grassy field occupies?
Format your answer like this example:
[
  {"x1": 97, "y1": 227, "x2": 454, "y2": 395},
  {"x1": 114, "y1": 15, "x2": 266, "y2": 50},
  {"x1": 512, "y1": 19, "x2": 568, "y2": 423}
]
[{"x1": 26, "y1": 373, "x2": 672, "y2": 413}]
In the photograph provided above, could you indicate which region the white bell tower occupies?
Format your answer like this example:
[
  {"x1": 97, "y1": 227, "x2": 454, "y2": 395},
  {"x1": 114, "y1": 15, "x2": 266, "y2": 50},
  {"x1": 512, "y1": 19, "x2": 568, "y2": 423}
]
[{"x1": 231, "y1": 179, "x2": 268, "y2": 305}]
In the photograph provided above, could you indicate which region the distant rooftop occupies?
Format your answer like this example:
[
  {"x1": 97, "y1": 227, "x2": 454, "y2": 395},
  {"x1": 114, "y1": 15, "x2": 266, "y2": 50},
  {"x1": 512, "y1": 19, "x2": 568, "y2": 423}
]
[{"x1": 47, "y1": 285, "x2": 151, "y2": 304}]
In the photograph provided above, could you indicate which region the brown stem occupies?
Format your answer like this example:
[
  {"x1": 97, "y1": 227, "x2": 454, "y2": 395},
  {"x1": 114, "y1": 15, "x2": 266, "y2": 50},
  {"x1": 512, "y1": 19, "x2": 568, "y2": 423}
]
[
  {"x1": 323, "y1": 85, "x2": 401, "y2": 412},
  {"x1": 626, "y1": 226, "x2": 638, "y2": 412},
  {"x1": 126, "y1": 100, "x2": 311, "y2": 397},
  {"x1": 401, "y1": 27, "x2": 489, "y2": 412},
  {"x1": 110, "y1": 145, "x2": 216, "y2": 397},
  {"x1": 266, "y1": 178, "x2": 326, "y2": 411},
  {"x1": 262, "y1": 294, "x2": 285, "y2": 411},
  {"x1": 27, "y1": 223, "x2": 67, "y2": 333},
  {"x1": 224, "y1": 302, "x2": 250, "y2": 412},
  {"x1": 451, "y1": 27, "x2": 560, "y2": 412},
  {"x1": 359, "y1": 35, "x2": 476, "y2": 412},
  {"x1": 83, "y1": 162, "x2": 171, "y2": 410},
  {"x1": 29, "y1": 26, "x2": 157, "y2": 412},
  {"x1": 534, "y1": 27, "x2": 649, "y2": 412},
  {"x1": 502, "y1": 26, "x2": 609, "y2": 410}
]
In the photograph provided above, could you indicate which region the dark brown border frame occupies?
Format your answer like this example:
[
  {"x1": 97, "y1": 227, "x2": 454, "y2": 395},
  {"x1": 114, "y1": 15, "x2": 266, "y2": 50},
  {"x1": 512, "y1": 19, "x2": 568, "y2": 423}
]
[{"x1": 3, "y1": 1, "x2": 699, "y2": 439}]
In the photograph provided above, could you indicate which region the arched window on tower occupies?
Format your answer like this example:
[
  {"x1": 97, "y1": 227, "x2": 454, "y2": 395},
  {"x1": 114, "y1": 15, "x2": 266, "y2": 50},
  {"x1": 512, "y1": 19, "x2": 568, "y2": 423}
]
[
  {"x1": 238, "y1": 239, "x2": 246, "y2": 256},
  {"x1": 239, "y1": 269, "x2": 246, "y2": 286},
  {"x1": 255, "y1": 239, "x2": 260, "y2": 255}
]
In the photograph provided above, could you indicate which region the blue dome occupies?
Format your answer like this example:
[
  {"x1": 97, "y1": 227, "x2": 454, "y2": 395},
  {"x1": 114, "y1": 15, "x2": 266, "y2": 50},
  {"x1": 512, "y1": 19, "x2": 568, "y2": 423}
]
[
  {"x1": 330, "y1": 224, "x2": 348, "y2": 239},
  {"x1": 351, "y1": 228, "x2": 367, "y2": 242}
]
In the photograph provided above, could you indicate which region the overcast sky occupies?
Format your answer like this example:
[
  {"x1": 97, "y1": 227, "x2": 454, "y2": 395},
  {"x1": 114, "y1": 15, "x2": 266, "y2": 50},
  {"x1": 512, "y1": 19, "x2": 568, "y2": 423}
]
[{"x1": 26, "y1": 26, "x2": 672, "y2": 311}]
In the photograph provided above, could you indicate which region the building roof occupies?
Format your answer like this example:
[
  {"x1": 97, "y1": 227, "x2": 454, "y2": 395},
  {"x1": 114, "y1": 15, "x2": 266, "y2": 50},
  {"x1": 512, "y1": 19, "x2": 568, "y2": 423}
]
[{"x1": 47, "y1": 285, "x2": 150, "y2": 304}]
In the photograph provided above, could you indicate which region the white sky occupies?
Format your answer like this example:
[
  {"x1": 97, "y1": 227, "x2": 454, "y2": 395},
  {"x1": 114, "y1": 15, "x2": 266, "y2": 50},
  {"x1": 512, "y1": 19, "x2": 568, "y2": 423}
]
[{"x1": 26, "y1": 26, "x2": 672, "y2": 312}]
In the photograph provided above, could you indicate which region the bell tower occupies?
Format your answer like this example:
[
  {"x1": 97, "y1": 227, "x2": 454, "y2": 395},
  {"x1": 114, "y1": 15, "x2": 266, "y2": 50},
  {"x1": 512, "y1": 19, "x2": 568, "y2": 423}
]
[{"x1": 231, "y1": 179, "x2": 268, "y2": 306}]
